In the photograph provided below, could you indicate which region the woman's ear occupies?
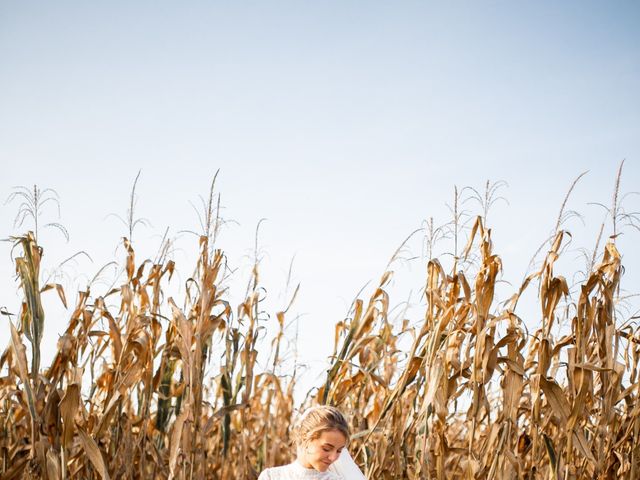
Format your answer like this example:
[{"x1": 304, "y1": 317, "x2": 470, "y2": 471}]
[{"x1": 297, "y1": 438, "x2": 312, "y2": 457}]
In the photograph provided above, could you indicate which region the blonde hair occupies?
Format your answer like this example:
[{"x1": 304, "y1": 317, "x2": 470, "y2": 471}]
[{"x1": 293, "y1": 406, "x2": 350, "y2": 446}]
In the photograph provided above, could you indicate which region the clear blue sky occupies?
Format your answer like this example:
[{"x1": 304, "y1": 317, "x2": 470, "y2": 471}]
[{"x1": 1, "y1": 1, "x2": 639, "y2": 397}]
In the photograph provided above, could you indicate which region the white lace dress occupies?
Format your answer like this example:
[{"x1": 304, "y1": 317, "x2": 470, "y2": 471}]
[{"x1": 258, "y1": 461, "x2": 341, "y2": 480}]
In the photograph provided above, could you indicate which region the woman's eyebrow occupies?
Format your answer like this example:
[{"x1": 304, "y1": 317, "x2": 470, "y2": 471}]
[{"x1": 322, "y1": 443, "x2": 335, "y2": 448}]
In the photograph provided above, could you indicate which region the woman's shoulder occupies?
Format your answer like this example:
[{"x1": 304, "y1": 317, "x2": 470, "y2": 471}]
[
  {"x1": 258, "y1": 463, "x2": 341, "y2": 480},
  {"x1": 258, "y1": 464, "x2": 294, "y2": 479}
]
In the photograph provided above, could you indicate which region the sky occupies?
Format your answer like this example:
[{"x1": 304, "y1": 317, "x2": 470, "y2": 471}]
[{"x1": 1, "y1": 1, "x2": 639, "y2": 399}]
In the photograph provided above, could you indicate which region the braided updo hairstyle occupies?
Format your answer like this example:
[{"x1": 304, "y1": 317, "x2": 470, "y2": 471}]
[{"x1": 293, "y1": 406, "x2": 350, "y2": 446}]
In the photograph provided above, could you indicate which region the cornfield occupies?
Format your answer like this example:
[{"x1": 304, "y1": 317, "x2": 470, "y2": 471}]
[{"x1": 1, "y1": 169, "x2": 639, "y2": 479}]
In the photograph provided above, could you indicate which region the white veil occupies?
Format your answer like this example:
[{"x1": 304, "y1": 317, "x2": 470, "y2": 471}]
[{"x1": 328, "y1": 449, "x2": 366, "y2": 480}]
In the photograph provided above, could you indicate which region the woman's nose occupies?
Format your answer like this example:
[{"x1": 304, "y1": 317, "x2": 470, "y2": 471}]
[{"x1": 329, "y1": 451, "x2": 340, "y2": 462}]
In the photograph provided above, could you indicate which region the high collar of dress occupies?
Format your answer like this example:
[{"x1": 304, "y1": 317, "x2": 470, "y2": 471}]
[{"x1": 292, "y1": 460, "x2": 332, "y2": 478}]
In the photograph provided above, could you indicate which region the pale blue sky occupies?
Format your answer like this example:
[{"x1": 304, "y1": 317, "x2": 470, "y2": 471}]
[{"x1": 1, "y1": 1, "x2": 639, "y2": 397}]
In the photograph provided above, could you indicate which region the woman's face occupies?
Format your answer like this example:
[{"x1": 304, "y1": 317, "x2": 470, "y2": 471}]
[{"x1": 298, "y1": 429, "x2": 347, "y2": 472}]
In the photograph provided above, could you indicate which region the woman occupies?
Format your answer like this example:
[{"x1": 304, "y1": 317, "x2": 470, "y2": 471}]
[{"x1": 258, "y1": 406, "x2": 364, "y2": 480}]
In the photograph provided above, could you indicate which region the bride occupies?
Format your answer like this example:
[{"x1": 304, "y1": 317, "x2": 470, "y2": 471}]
[{"x1": 258, "y1": 406, "x2": 365, "y2": 480}]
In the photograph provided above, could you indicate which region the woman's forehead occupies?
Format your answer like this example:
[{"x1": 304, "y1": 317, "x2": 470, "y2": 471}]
[{"x1": 316, "y1": 429, "x2": 347, "y2": 447}]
